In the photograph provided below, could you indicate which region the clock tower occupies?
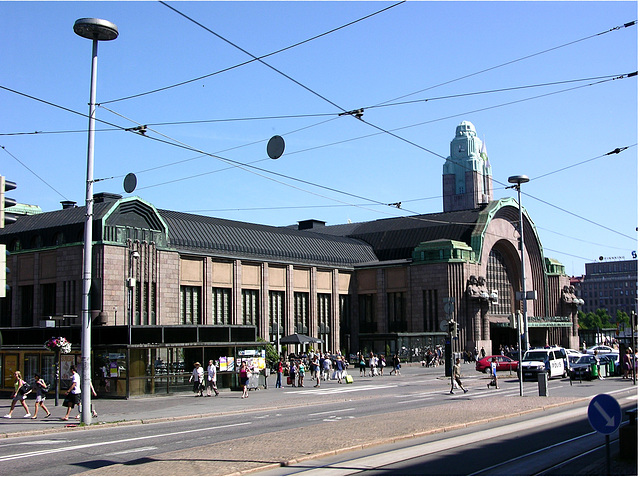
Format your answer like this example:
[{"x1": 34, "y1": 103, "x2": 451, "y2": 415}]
[{"x1": 442, "y1": 121, "x2": 492, "y2": 212}]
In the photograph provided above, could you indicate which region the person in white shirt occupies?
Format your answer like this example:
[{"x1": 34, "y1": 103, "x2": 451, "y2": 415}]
[
  {"x1": 62, "y1": 366, "x2": 81, "y2": 420},
  {"x1": 189, "y1": 362, "x2": 205, "y2": 397},
  {"x1": 206, "y1": 360, "x2": 220, "y2": 396}
]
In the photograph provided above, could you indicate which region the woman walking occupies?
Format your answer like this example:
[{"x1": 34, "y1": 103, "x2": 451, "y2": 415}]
[
  {"x1": 31, "y1": 373, "x2": 51, "y2": 419},
  {"x1": 239, "y1": 362, "x2": 249, "y2": 398},
  {"x1": 189, "y1": 362, "x2": 204, "y2": 397},
  {"x1": 3, "y1": 371, "x2": 31, "y2": 418}
]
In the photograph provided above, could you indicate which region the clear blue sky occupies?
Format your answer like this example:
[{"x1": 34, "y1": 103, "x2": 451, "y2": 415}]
[{"x1": 1, "y1": 1, "x2": 637, "y2": 277}]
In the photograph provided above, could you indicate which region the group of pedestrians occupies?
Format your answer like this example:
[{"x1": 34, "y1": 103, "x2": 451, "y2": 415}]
[
  {"x1": 189, "y1": 361, "x2": 220, "y2": 397},
  {"x1": 4, "y1": 365, "x2": 97, "y2": 421},
  {"x1": 274, "y1": 352, "x2": 349, "y2": 388}
]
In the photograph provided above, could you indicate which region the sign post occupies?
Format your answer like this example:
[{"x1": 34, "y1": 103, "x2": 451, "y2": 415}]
[{"x1": 588, "y1": 394, "x2": 622, "y2": 476}]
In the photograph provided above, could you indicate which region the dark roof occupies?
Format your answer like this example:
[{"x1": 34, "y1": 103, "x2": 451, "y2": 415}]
[
  {"x1": 158, "y1": 209, "x2": 378, "y2": 267},
  {"x1": 0, "y1": 202, "x2": 113, "y2": 234},
  {"x1": 316, "y1": 208, "x2": 485, "y2": 261}
]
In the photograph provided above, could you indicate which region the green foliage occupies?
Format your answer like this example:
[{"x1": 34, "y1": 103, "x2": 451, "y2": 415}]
[
  {"x1": 616, "y1": 310, "x2": 631, "y2": 327},
  {"x1": 578, "y1": 309, "x2": 614, "y2": 330}
]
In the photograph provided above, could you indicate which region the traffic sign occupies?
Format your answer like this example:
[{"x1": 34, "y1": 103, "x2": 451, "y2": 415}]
[{"x1": 588, "y1": 394, "x2": 622, "y2": 435}]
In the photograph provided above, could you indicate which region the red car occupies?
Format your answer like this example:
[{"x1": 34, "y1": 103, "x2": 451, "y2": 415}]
[{"x1": 476, "y1": 355, "x2": 519, "y2": 373}]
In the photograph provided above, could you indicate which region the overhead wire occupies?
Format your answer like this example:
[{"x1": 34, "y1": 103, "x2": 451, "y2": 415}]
[
  {"x1": 1, "y1": 145, "x2": 70, "y2": 201},
  {"x1": 111, "y1": 4, "x2": 639, "y2": 241},
  {"x1": 2, "y1": 10, "x2": 634, "y2": 248},
  {"x1": 376, "y1": 20, "x2": 637, "y2": 105},
  {"x1": 101, "y1": 1, "x2": 405, "y2": 105}
]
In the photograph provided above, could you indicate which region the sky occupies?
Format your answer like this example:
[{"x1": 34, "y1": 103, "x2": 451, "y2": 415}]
[{"x1": 1, "y1": 1, "x2": 637, "y2": 278}]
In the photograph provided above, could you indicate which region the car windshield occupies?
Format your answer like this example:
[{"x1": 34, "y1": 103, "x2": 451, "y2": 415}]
[
  {"x1": 523, "y1": 351, "x2": 548, "y2": 362},
  {"x1": 577, "y1": 356, "x2": 594, "y2": 364}
]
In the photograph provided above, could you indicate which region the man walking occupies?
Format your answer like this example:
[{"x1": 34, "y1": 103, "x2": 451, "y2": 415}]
[{"x1": 450, "y1": 358, "x2": 468, "y2": 394}]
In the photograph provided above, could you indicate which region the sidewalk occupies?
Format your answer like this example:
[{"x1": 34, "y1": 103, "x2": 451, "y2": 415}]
[{"x1": 1, "y1": 363, "x2": 636, "y2": 476}]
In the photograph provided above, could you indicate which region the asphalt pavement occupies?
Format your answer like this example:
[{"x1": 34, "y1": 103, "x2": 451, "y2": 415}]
[{"x1": 0, "y1": 362, "x2": 636, "y2": 476}]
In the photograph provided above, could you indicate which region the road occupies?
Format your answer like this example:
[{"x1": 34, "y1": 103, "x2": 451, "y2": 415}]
[{"x1": 0, "y1": 363, "x2": 635, "y2": 475}]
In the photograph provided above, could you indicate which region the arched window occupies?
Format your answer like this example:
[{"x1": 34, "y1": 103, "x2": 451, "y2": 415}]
[
  {"x1": 487, "y1": 248, "x2": 512, "y2": 315},
  {"x1": 54, "y1": 232, "x2": 65, "y2": 245},
  {"x1": 30, "y1": 235, "x2": 43, "y2": 249}
]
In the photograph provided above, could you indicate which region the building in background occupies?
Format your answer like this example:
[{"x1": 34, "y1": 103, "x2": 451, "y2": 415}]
[
  {"x1": 0, "y1": 121, "x2": 577, "y2": 396},
  {"x1": 573, "y1": 259, "x2": 637, "y2": 317}
]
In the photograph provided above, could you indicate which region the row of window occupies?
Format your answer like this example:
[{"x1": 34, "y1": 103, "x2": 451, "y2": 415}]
[
  {"x1": 583, "y1": 289, "x2": 637, "y2": 298},
  {"x1": 581, "y1": 281, "x2": 637, "y2": 290}
]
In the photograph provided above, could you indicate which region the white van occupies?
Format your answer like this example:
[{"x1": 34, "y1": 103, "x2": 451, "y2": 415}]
[{"x1": 520, "y1": 347, "x2": 568, "y2": 380}]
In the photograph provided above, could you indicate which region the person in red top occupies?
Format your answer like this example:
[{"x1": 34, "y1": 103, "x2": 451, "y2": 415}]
[{"x1": 275, "y1": 358, "x2": 284, "y2": 388}]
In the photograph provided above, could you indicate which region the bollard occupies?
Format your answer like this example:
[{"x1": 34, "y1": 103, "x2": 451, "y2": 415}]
[{"x1": 538, "y1": 371, "x2": 549, "y2": 396}]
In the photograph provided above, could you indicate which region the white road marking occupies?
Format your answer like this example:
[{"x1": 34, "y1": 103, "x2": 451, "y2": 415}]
[
  {"x1": 308, "y1": 408, "x2": 355, "y2": 416},
  {"x1": 104, "y1": 446, "x2": 157, "y2": 456},
  {"x1": 0, "y1": 421, "x2": 251, "y2": 462}
]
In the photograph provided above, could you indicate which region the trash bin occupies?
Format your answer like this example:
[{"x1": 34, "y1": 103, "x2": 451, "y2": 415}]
[
  {"x1": 590, "y1": 363, "x2": 598, "y2": 378},
  {"x1": 608, "y1": 359, "x2": 615, "y2": 376},
  {"x1": 538, "y1": 372, "x2": 548, "y2": 396}
]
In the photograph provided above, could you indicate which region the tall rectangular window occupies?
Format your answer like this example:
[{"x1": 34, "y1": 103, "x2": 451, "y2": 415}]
[
  {"x1": 358, "y1": 294, "x2": 376, "y2": 333},
  {"x1": 423, "y1": 289, "x2": 438, "y2": 332},
  {"x1": 317, "y1": 294, "x2": 331, "y2": 350},
  {"x1": 294, "y1": 292, "x2": 309, "y2": 334},
  {"x1": 150, "y1": 282, "x2": 157, "y2": 325},
  {"x1": 41, "y1": 283, "x2": 56, "y2": 317},
  {"x1": 387, "y1": 292, "x2": 407, "y2": 332},
  {"x1": 212, "y1": 288, "x2": 231, "y2": 325},
  {"x1": 180, "y1": 286, "x2": 201, "y2": 325},
  {"x1": 242, "y1": 289, "x2": 259, "y2": 326},
  {"x1": 20, "y1": 285, "x2": 33, "y2": 327},
  {"x1": 269, "y1": 291, "x2": 285, "y2": 343}
]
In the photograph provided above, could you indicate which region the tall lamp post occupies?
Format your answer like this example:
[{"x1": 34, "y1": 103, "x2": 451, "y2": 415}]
[
  {"x1": 74, "y1": 18, "x2": 118, "y2": 425},
  {"x1": 509, "y1": 175, "x2": 529, "y2": 397}
]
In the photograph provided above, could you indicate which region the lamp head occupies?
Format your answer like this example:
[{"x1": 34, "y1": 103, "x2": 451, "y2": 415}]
[
  {"x1": 74, "y1": 18, "x2": 119, "y2": 41},
  {"x1": 508, "y1": 175, "x2": 530, "y2": 185}
]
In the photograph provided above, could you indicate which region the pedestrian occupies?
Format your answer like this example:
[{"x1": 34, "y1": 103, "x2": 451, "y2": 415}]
[
  {"x1": 336, "y1": 355, "x2": 345, "y2": 383},
  {"x1": 311, "y1": 355, "x2": 320, "y2": 387},
  {"x1": 206, "y1": 360, "x2": 220, "y2": 396},
  {"x1": 450, "y1": 358, "x2": 468, "y2": 394},
  {"x1": 31, "y1": 373, "x2": 51, "y2": 419},
  {"x1": 358, "y1": 353, "x2": 366, "y2": 377},
  {"x1": 392, "y1": 354, "x2": 401, "y2": 375},
  {"x1": 322, "y1": 354, "x2": 331, "y2": 381},
  {"x1": 275, "y1": 358, "x2": 284, "y2": 388},
  {"x1": 75, "y1": 381, "x2": 98, "y2": 419},
  {"x1": 189, "y1": 362, "x2": 204, "y2": 396},
  {"x1": 297, "y1": 360, "x2": 305, "y2": 387},
  {"x1": 239, "y1": 361, "x2": 249, "y2": 398},
  {"x1": 378, "y1": 354, "x2": 385, "y2": 377},
  {"x1": 289, "y1": 360, "x2": 297, "y2": 387},
  {"x1": 622, "y1": 348, "x2": 632, "y2": 379},
  {"x1": 480, "y1": 346, "x2": 486, "y2": 359},
  {"x1": 3, "y1": 371, "x2": 31, "y2": 418},
  {"x1": 487, "y1": 357, "x2": 499, "y2": 389},
  {"x1": 594, "y1": 350, "x2": 604, "y2": 380},
  {"x1": 62, "y1": 365, "x2": 81, "y2": 421}
]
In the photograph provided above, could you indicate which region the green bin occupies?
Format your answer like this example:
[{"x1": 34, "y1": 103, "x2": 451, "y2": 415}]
[
  {"x1": 590, "y1": 363, "x2": 598, "y2": 378},
  {"x1": 608, "y1": 359, "x2": 615, "y2": 375}
]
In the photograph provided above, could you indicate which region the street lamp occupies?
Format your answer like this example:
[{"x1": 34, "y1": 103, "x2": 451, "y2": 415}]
[
  {"x1": 508, "y1": 174, "x2": 529, "y2": 397},
  {"x1": 74, "y1": 17, "x2": 118, "y2": 425}
]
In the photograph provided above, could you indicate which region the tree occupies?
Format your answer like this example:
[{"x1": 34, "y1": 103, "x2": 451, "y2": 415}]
[{"x1": 578, "y1": 309, "x2": 613, "y2": 330}]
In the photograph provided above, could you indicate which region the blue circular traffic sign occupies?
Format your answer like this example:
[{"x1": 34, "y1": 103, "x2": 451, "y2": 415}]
[{"x1": 588, "y1": 394, "x2": 622, "y2": 435}]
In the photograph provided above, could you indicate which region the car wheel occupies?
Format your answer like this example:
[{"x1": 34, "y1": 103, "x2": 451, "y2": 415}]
[
  {"x1": 484, "y1": 368, "x2": 490, "y2": 374},
  {"x1": 562, "y1": 369, "x2": 567, "y2": 378}
]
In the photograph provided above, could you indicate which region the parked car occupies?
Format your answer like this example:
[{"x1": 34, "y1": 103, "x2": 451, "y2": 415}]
[
  {"x1": 519, "y1": 347, "x2": 568, "y2": 380},
  {"x1": 586, "y1": 345, "x2": 618, "y2": 355},
  {"x1": 569, "y1": 354, "x2": 597, "y2": 380},
  {"x1": 476, "y1": 355, "x2": 518, "y2": 373}
]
